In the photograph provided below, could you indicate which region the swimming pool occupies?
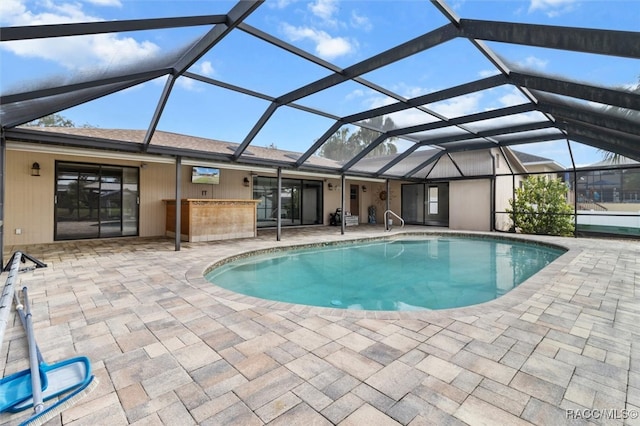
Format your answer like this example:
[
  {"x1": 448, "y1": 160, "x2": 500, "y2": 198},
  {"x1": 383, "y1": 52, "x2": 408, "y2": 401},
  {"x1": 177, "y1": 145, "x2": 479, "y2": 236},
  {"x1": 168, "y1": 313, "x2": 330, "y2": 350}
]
[{"x1": 205, "y1": 236, "x2": 565, "y2": 311}]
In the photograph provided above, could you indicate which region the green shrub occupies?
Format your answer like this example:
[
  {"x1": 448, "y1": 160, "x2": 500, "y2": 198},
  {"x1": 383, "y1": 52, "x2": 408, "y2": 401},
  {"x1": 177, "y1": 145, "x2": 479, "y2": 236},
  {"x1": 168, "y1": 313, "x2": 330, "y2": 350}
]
[{"x1": 507, "y1": 176, "x2": 574, "y2": 237}]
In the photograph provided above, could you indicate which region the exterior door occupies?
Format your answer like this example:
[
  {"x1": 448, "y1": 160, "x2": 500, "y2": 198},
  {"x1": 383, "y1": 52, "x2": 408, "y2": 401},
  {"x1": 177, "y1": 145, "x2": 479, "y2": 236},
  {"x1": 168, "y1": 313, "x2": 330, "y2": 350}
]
[
  {"x1": 350, "y1": 184, "x2": 359, "y2": 216},
  {"x1": 55, "y1": 162, "x2": 139, "y2": 240},
  {"x1": 254, "y1": 177, "x2": 323, "y2": 227},
  {"x1": 401, "y1": 183, "x2": 449, "y2": 226},
  {"x1": 425, "y1": 184, "x2": 449, "y2": 226}
]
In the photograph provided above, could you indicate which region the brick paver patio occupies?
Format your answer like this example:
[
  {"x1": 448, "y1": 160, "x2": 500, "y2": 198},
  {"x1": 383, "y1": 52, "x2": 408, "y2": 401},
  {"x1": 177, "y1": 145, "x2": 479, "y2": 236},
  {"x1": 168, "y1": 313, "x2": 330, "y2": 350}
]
[{"x1": 1, "y1": 226, "x2": 639, "y2": 425}]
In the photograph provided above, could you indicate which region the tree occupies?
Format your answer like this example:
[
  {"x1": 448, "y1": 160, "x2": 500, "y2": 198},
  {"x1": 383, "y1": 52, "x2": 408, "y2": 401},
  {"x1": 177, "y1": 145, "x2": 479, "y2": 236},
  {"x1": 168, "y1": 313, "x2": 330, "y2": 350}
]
[
  {"x1": 27, "y1": 113, "x2": 95, "y2": 128},
  {"x1": 319, "y1": 116, "x2": 398, "y2": 161},
  {"x1": 319, "y1": 127, "x2": 358, "y2": 161},
  {"x1": 28, "y1": 113, "x2": 76, "y2": 127},
  {"x1": 507, "y1": 175, "x2": 574, "y2": 237}
]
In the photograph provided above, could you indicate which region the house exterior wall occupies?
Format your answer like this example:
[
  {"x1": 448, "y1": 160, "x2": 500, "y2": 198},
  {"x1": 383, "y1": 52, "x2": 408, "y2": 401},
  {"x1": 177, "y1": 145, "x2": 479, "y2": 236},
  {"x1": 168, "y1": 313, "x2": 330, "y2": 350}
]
[
  {"x1": 147, "y1": 164, "x2": 250, "y2": 237},
  {"x1": 494, "y1": 175, "x2": 514, "y2": 231},
  {"x1": 449, "y1": 180, "x2": 491, "y2": 231},
  {"x1": 321, "y1": 178, "x2": 398, "y2": 225},
  {"x1": 4, "y1": 145, "x2": 397, "y2": 246},
  {"x1": 4, "y1": 148, "x2": 253, "y2": 246},
  {"x1": 5, "y1": 149, "x2": 56, "y2": 246},
  {"x1": 494, "y1": 149, "x2": 527, "y2": 231},
  {"x1": 6, "y1": 139, "x2": 492, "y2": 246}
]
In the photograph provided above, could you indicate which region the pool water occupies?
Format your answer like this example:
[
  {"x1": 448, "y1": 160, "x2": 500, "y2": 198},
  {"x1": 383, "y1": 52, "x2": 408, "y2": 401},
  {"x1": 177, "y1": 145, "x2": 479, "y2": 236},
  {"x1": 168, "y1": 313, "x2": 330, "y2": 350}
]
[{"x1": 205, "y1": 237, "x2": 564, "y2": 311}]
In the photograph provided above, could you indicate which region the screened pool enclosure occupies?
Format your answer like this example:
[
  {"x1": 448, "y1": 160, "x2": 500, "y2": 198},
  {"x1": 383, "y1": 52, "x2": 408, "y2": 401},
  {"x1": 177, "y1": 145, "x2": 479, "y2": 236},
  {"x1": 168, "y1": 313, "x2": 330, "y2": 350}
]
[{"x1": 1, "y1": 0, "x2": 639, "y2": 242}]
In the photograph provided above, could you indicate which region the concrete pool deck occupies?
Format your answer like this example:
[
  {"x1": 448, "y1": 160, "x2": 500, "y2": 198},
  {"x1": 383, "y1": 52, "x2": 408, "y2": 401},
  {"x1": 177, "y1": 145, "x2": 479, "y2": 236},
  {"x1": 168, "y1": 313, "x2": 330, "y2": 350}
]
[{"x1": 1, "y1": 226, "x2": 639, "y2": 425}]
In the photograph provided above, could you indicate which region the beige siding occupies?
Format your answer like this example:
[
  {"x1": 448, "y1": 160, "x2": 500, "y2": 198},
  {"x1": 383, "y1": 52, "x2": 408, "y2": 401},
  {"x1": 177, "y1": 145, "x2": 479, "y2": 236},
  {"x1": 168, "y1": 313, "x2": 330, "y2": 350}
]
[
  {"x1": 6, "y1": 150, "x2": 149, "y2": 245},
  {"x1": 495, "y1": 175, "x2": 515, "y2": 231},
  {"x1": 178, "y1": 167, "x2": 252, "y2": 200},
  {"x1": 449, "y1": 180, "x2": 491, "y2": 231},
  {"x1": 139, "y1": 162, "x2": 174, "y2": 238},
  {"x1": 325, "y1": 179, "x2": 400, "y2": 225},
  {"x1": 5, "y1": 146, "x2": 399, "y2": 245},
  {"x1": 5, "y1": 150, "x2": 55, "y2": 245},
  {"x1": 5, "y1": 150, "x2": 255, "y2": 245}
]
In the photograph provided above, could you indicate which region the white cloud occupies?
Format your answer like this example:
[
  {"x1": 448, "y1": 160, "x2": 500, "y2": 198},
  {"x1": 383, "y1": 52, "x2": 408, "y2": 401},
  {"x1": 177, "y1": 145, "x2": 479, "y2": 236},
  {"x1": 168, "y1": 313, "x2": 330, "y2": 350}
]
[
  {"x1": 401, "y1": 85, "x2": 431, "y2": 99},
  {"x1": 175, "y1": 61, "x2": 214, "y2": 91},
  {"x1": 345, "y1": 88, "x2": 365, "y2": 101},
  {"x1": 367, "y1": 94, "x2": 396, "y2": 110},
  {"x1": 388, "y1": 109, "x2": 440, "y2": 129},
  {"x1": 0, "y1": 0, "x2": 27, "y2": 20},
  {"x1": 175, "y1": 75, "x2": 199, "y2": 92},
  {"x1": 517, "y1": 55, "x2": 549, "y2": 70},
  {"x1": 350, "y1": 10, "x2": 372, "y2": 32},
  {"x1": 497, "y1": 87, "x2": 528, "y2": 107},
  {"x1": 428, "y1": 92, "x2": 484, "y2": 118},
  {"x1": 281, "y1": 23, "x2": 355, "y2": 59},
  {"x1": 199, "y1": 61, "x2": 215, "y2": 77},
  {"x1": 479, "y1": 69, "x2": 501, "y2": 78},
  {"x1": 362, "y1": 91, "x2": 440, "y2": 129},
  {"x1": 308, "y1": 0, "x2": 338, "y2": 21},
  {"x1": 316, "y1": 35, "x2": 354, "y2": 58},
  {"x1": 450, "y1": 0, "x2": 467, "y2": 11},
  {"x1": 528, "y1": 0, "x2": 577, "y2": 17},
  {"x1": 84, "y1": 0, "x2": 122, "y2": 6},
  {"x1": 268, "y1": 0, "x2": 297, "y2": 9},
  {"x1": 1, "y1": 0, "x2": 160, "y2": 70}
]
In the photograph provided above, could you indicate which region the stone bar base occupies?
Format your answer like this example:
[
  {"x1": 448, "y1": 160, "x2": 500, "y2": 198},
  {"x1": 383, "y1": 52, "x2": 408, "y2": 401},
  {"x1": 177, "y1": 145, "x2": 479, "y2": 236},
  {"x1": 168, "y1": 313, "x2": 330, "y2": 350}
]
[{"x1": 164, "y1": 199, "x2": 259, "y2": 242}]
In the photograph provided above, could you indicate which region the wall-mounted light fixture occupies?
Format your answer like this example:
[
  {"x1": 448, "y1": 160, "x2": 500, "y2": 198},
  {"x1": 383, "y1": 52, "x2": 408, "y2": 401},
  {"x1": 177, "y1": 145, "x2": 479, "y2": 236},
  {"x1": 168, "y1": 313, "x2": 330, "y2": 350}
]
[
  {"x1": 31, "y1": 162, "x2": 41, "y2": 177},
  {"x1": 243, "y1": 177, "x2": 250, "y2": 187},
  {"x1": 327, "y1": 182, "x2": 334, "y2": 191},
  {"x1": 362, "y1": 185, "x2": 367, "y2": 193}
]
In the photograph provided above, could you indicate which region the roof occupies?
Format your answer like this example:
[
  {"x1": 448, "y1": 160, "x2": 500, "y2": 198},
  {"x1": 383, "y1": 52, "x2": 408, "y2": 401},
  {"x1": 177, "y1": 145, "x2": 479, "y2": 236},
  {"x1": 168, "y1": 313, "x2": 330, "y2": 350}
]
[
  {"x1": 511, "y1": 150, "x2": 565, "y2": 171},
  {"x1": 1, "y1": 0, "x2": 639, "y2": 181},
  {"x1": 14, "y1": 126, "x2": 341, "y2": 169},
  {"x1": 512, "y1": 150, "x2": 554, "y2": 164}
]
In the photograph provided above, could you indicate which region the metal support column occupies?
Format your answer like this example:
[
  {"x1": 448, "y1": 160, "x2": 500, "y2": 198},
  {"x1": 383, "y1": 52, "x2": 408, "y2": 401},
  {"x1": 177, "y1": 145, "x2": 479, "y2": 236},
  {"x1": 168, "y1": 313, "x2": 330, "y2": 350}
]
[
  {"x1": 511, "y1": 173, "x2": 516, "y2": 233},
  {"x1": 566, "y1": 137, "x2": 578, "y2": 238},
  {"x1": 385, "y1": 179, "x2": 390, "y2": 231},
  {"x1": 0, "y1": 130, "x2": 5, "y2": 266},
  {"x1": 490, "y1": 153, "x2": 496, "y2": 231},
  {"x1": 174, "y1": 156, "x2": 182, "y2": 251},
  {"x1": 277, "y1": 167, "x2": 282, "y2": 241},
  {"x1": 340, "y1": 174, "x2": 346, "y2": 235}
]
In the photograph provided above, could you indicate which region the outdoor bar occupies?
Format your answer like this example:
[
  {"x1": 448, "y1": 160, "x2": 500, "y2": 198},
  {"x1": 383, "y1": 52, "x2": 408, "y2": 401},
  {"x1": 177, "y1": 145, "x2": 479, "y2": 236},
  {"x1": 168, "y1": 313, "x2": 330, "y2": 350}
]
[{"x1": 164, "y1": 199, "x2": 260, "y2": 242}]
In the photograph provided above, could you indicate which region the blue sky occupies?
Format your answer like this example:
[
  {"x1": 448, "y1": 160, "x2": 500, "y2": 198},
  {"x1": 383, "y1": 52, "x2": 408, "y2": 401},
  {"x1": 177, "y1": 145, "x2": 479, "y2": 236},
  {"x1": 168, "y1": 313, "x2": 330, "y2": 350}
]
[{"x1": 1, "y1": 0, "x2": 638, "y2": 169}]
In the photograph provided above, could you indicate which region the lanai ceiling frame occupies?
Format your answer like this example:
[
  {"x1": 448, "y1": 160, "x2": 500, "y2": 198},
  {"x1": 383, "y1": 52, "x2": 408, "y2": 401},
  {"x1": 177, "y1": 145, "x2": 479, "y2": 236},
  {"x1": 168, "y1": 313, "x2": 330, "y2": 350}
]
[
  {"x1": 0, "y1": 0, "x2": 639, "y2": 180},
  {"x1": 295, "y1": 0, "x2": 640, "y2": 177},
  {"x1": 0, "y1": 2, "x2": 264, "y2": 132},
  {"x1": 428, "y1": 0, "x2": 640, "y2": 165},
  {"x1": 230, "y1": 21, "x2": 462, "y2": 162},
  {"x1": 141, "y1": 0, "x2": 264, "y2": 151}
]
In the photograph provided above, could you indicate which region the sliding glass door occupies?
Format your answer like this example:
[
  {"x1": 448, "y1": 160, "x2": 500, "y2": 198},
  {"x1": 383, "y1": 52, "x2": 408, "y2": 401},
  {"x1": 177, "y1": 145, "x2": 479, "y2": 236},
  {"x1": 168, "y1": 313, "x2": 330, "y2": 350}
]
[
  {"x1": 254, "y1": 176, "x2": 323, "y2": 228},
  {"x1": 401, "y1": 182, "x2": 449, "y2": 226},
  {"x1": 55, "y1": 162, "x2": 139, "y2": 240}
]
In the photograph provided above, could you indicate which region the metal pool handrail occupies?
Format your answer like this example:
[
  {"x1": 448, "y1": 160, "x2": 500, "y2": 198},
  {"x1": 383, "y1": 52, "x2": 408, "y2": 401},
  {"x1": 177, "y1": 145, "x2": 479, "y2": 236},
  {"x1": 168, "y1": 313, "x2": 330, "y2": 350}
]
[{"x1": 384, "y1": 210, "x2": 405, "y2": 231}]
